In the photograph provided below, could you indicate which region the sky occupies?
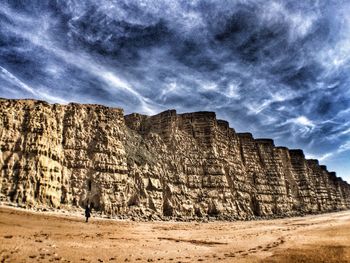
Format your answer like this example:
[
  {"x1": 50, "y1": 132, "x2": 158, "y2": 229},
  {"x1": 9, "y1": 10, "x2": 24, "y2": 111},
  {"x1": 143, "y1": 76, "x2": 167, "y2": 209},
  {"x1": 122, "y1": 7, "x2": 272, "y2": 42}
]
[{"x1": 0, "y1": 0, "x2": 349, "y2": 180}]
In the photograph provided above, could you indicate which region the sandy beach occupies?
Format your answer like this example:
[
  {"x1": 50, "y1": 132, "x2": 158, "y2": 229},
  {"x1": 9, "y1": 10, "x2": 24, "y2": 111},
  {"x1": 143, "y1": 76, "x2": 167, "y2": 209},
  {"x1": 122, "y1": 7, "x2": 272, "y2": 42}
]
[{"x1": 1, "y1": 207, "x2": 350, "y2": 262}]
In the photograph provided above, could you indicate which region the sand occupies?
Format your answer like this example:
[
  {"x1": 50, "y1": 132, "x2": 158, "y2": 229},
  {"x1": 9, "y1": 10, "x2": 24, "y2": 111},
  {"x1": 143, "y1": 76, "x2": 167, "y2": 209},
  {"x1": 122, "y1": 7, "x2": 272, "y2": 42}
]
[{"x1": 1, "y1": 207, "x2": 350, "y2": 262}]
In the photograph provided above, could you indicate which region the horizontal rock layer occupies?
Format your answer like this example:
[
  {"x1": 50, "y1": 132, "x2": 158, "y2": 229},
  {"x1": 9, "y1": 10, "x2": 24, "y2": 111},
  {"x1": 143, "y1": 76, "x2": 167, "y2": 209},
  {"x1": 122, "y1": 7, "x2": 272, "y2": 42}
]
[{"x1": 0, "y1": 98, "x2": 349, "y2": 220}]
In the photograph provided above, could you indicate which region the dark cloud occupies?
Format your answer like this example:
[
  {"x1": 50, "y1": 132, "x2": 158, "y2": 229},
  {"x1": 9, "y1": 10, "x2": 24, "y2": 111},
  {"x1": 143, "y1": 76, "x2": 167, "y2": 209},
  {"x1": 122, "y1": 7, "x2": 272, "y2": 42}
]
[{"x1": 1, "y1": 0, "x2": 350, "y2": 179}]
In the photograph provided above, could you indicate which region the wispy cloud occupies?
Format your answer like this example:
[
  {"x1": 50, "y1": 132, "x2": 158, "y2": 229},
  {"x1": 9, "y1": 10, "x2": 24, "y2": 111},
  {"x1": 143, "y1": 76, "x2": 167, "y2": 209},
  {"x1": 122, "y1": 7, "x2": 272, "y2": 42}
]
[
  {"x1": 0, "y1": 66, "x2": 36, "y2": 94},
  {"x1": 291, "y1": 116, "x2": 315, "y2": 129},
  {"x1": 0, "y1": 66, "x2": 67, "y2": 104},
  {"x1": 2, "y1": 16, "x2": 157, "y2": 114},
  {"x1": 307, "y1": 140, "x2": 350, "y2": 162}
]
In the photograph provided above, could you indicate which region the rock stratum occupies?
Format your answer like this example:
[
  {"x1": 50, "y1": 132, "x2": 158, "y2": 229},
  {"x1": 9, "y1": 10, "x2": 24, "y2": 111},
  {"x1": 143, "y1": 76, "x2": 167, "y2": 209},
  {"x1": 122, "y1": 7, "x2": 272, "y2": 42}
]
[{"x1": 0, "y1": 98, "x2": 349, "y2": 220}]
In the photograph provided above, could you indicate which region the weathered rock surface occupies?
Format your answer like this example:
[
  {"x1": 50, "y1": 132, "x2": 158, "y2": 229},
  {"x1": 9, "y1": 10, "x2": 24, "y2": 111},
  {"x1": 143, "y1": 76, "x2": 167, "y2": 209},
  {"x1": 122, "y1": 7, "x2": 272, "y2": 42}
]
[{"x1": 1, "y1": 98, "x2": 349, "y2": 220}]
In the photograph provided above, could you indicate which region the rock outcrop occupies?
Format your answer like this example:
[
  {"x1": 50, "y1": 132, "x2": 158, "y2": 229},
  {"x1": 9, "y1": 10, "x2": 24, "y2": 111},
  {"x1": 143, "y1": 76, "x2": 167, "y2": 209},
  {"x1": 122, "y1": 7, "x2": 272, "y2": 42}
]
[{"x1": 1, "y1": 98, "x2": 349, "y2": 220}]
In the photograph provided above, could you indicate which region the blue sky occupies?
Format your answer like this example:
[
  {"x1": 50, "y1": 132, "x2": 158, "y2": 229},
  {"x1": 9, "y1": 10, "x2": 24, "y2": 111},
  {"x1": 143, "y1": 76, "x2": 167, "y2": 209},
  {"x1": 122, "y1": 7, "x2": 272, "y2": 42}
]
[{"x1": 1, "y1": 0, "x2": 349, "y2": 180}]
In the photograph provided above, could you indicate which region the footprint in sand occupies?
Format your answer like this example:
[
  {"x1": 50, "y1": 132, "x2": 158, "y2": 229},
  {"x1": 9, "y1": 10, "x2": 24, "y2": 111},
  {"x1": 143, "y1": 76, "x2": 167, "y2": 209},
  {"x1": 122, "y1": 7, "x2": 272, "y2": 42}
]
[
  {"x1": 248, "y1": 248, "x2": 257, "y2": 254},
  {"x1": 225, "y1": 253, "x2": 235, "y2": 258}
]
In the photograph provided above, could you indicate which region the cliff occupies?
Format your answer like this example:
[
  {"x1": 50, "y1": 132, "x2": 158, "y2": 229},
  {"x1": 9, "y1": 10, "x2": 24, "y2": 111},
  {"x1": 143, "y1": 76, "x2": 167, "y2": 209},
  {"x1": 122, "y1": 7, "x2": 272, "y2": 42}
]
[{"x1": 1, "y1": 98, "x2": 349, "y2": 220}]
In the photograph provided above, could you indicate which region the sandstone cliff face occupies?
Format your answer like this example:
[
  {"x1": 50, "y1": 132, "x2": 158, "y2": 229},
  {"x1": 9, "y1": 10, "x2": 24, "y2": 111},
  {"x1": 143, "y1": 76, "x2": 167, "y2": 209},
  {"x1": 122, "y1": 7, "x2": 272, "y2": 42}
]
[{"x1": 1, "y1": 98, "x2": 349, "y2": 220}]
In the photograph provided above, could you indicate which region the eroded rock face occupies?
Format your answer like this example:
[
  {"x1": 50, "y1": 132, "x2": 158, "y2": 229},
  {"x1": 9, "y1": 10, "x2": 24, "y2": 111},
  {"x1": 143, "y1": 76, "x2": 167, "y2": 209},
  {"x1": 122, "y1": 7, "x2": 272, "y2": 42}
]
[{"x1": 1, "y1": 98, "x2": 349, "y2": 220}]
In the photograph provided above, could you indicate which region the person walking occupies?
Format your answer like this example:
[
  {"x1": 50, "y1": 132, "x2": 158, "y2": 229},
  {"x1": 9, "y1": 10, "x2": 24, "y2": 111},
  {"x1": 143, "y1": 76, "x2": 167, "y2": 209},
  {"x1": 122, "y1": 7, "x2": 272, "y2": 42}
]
[{"x1": 85, "y1": 205, "x2": 91, "y2": 223}]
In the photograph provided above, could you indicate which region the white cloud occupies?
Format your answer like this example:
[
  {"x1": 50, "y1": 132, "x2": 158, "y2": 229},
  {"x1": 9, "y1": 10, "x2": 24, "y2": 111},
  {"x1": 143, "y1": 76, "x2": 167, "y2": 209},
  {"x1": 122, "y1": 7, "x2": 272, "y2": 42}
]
[
  {"x1": 318, "y1": 4, "x2": 350, "y2": 73},
  {"x1": 200, "y1": 81, "x2": 217, "y2": 91},
  {"x1": 0, "y1": 66, "x2": 36, "y2": 94},
  {"x1": 292, "y1": 116, "x2": 315, "y2": 128},
  {"x1": 159, "y1": 81, "x2": 181, "y2": 101},
  {"x1": 101, "y1": 72, "x2": 139, "y2": 97},
  {"x1": 307, "y1": 140, "x2": 350, "y2": 162},
  {"x1": 339, "y1": 141, "x2": 350, "y2": 152},
  {"x1": 245, "y1": 87, "x2": 297, "y2": 115},
  {"x1": 0, "y1": 66, "x2": 68, "y2": 104},
  {"x1": 45, "y1": 64, "x2": 65, "y2": 77},
  {"x1": 225, "y1": 83, "x2": 241, "y2": 99},
  {"x1": 37, "y1": 89, "x2": 69, "y2": 104},
  {"x1": 261, "y1": 1, "x2": 317, "y2": 41},
  {"x1": 277, "y1": 116, "x2": 316, "y2": 138},
  {"x1": 340, "y1": 128, "x2": 350, "y2": 136},
  {"x1": 318, "y1": 153, "x2": 334, "y2": 161},
  {"x1": 246, "y1": 99, "x2": 272, "y2": 115},
  {"x1": 305, "y1": 152, "x2": 333, "y2": 162}
]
